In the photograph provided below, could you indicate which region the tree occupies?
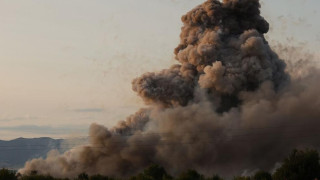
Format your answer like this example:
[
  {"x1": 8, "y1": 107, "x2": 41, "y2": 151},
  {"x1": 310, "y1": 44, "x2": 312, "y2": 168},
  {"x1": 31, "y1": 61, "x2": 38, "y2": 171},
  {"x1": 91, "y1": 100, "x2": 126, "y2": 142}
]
[
  {"x1": 207, "y1": 174, "x2": 224, "y2": 180},
  {"x1": 233, "y1": 176, "x2": 251, "y2": 180},
  {"x1": 176, "y1": 170, "x2": 205, "y2": 180},
  {"x1": 130, "y1": 174, "x2": 153, "y2": 180},
  {"x1": 0, "y1": 168, "x2": 17, "y2": 180},
  {"x1": 143, "y1": 164, "x2": 170, "y2": 180},
  {"x1": 252, "y1": 171, "x2": 271, "y2": 180},
  {"x1": 130, "y1": 164, "x2": 172, "y2": 180},
  {"x1": 78, "y1": 173, "x2": 89, "y2": 180},
  {"x1": 90, "y1": 174, "x2": 113, "y2": 180},
  {"x1": 273, "y1": 149, "x2": 320, "y2": 180}
]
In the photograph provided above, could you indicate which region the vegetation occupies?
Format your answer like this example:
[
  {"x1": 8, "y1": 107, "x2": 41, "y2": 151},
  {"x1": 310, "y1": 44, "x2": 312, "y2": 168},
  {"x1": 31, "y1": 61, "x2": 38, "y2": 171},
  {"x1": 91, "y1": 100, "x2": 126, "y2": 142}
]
[
  {"x1": 130, "y1": 164, "x2": 172, "y2": 180},
  {"x1": 1, "y1": 149, "x2": 320, "y2": 180},
  {"x1": 252, "y1": 171, "x2": 272, "y2": 180},
  {"x1": 0, "y1": 168, "x2": 17, "y2": 180},
  {"x1": 273, "y1": 149, "x2": 320, "y2": 180}
]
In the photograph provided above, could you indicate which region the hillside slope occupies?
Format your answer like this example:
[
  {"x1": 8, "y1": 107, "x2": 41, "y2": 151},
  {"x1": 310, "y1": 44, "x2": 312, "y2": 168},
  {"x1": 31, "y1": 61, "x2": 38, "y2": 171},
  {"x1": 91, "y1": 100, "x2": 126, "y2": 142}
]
[{"x1": 0, "y1": 137, "x2": 63, "y2": 169}]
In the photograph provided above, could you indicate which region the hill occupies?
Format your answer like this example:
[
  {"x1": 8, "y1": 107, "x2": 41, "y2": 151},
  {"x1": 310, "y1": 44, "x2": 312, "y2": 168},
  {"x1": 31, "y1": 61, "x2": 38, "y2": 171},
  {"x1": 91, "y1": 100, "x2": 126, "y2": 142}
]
[{"x1": 0, "y1": 137, "x2": 63, "y2": 169}]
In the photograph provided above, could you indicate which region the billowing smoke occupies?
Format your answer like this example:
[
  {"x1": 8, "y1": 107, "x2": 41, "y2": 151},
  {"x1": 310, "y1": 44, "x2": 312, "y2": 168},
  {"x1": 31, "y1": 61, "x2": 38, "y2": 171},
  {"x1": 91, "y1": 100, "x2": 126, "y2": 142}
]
[{"x1": 19, "y1": 0, "x2": 320, "y2": 178}]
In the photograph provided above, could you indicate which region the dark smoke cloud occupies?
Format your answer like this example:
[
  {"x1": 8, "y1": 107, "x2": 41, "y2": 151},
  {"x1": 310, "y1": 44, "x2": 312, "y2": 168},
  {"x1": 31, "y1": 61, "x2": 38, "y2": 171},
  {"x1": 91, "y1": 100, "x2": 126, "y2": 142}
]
[
  {"x1": 19, "y1": 0, "x2": 320, "y2": 178},
  {"x1": 112, "y1": 108, "x2": 151, "y2": 135},
  {"x1": 132, "y1": 65, "x2": 196, "y2": 107}
]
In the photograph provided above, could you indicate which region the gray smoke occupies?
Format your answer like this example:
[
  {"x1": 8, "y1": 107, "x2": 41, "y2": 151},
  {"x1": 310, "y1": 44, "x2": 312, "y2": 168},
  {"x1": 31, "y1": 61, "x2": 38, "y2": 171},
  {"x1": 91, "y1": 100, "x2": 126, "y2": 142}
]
[{"x1": 19, "y1": 0, "x2": 320, "y2": 178}]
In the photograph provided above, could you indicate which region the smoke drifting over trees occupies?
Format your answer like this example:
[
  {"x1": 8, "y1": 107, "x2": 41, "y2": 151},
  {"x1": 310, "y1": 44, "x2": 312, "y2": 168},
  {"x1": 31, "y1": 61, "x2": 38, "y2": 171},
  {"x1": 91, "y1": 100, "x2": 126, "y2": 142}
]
[{"x1": 19, "y1": 0, "x2": 320, "y2": 178}]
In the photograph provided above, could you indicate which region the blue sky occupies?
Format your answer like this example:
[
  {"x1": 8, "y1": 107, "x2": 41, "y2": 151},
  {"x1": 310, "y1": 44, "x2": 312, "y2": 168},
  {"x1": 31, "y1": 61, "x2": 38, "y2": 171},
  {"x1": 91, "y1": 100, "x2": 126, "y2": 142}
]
[{"x1": 0, "y1": 0, "x2": 319, "y2": 140}]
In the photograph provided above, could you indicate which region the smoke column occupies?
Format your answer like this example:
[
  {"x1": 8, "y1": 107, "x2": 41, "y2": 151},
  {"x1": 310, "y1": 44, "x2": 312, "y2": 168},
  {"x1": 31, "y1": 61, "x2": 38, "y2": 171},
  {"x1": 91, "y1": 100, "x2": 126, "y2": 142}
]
[{"x1": 19, "y1": 0, "x2": 320, "y2": 178}]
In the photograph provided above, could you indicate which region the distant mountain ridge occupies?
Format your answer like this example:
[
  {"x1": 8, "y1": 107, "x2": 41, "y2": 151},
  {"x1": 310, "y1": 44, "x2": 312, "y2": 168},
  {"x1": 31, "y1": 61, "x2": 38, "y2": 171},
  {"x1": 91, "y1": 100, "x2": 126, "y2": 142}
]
[{"x1": 0, "y1": 137, "x2": 64, "y2": 169}]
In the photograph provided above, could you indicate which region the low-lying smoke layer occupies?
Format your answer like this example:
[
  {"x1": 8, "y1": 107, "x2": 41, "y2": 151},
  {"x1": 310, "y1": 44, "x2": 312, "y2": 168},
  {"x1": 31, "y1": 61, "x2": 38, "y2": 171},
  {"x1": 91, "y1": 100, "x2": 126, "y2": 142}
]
[{"x1": 19, "y1": 0, "x2": 320, "y2": 178}]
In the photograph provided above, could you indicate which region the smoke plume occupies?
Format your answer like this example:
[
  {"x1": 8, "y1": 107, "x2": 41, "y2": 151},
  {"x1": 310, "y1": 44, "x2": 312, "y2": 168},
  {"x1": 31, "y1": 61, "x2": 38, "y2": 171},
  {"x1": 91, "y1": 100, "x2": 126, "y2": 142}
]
[{"x1": 19, "y1": 0, "x2": 320, "y2": 178}]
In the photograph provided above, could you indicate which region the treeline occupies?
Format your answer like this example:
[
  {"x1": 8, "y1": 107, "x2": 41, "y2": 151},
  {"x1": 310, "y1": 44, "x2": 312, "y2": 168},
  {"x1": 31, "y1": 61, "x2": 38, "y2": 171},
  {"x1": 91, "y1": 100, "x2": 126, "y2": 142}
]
[{"x1": 1, "y1": 149, "x2": 320, "y2": 180}]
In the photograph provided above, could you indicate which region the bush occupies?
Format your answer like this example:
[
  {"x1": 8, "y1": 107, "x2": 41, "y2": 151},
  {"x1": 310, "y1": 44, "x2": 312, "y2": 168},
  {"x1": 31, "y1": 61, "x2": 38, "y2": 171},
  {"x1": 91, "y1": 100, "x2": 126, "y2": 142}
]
[
  {"x1": 143, "y1": 164, "x2": 171, "y2": 180},
  {"x1": 78, "y1": 173, "x2": 89, "y2": 180},
  {"x1": 90, "y1": 174, "x2": 113, "y2": 180},
  {"x1": 0, "y1": 168, "x2": 17, "y2": 180},
  {"x1": 252, "y1": 171, "x2": 271, "y2": 180},
  {"x1": 130, "y1": 164, "x2": 172, "y2": 180},
  {"x1": 177, "y1": 170, "x2": 205, "y2": 180},
  {"x1": 273, "y1": 149, "x2": 320, "y2": 180},
  {"x1": 207, "y1": 174, "x2": 224, "y2": 180},
  {"x1": 233, "y1": 176, "x2": 251, "y2": 180}
]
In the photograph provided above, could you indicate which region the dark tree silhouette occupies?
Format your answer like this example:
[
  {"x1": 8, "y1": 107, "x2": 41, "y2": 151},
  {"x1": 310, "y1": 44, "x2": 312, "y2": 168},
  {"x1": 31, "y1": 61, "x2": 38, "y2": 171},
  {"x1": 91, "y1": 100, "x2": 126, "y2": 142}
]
[
  {"x1": 130, "y1": 164, "x2": 172, "y2": 180},
  {"x1": 0, "y1": 168, "x2": 17, "y2": 180},
  {"x1": 176, "y1": 170, "x2": 204, "y2": 180},
  {"x1": 253, "y1": 171, "x2": 272, "y2": 180},
  {"x1": 207, "y1": 174, "x2": 224, "y2": 180},
  {"x1": 273, "y1": 149, "x2": 320, "y2": 180},
  {"x1": 78, "y1": 173, "x2": 89, "y2": 180},
  {"x1": 233, "y1": 176, "x2": 251, "y2": 180}
]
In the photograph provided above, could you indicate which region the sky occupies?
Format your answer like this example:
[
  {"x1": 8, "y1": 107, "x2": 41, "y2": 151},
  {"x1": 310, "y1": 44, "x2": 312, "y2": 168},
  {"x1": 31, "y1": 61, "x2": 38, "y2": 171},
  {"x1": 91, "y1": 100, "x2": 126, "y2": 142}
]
[{"x1": 0, "y1": 0, "x2": 319, "y2": 140}]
